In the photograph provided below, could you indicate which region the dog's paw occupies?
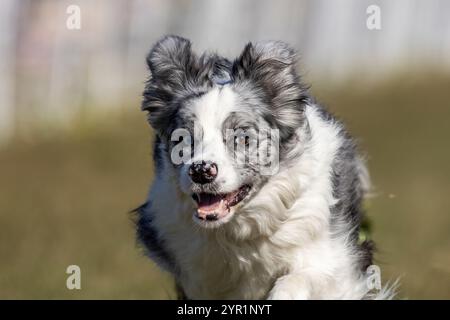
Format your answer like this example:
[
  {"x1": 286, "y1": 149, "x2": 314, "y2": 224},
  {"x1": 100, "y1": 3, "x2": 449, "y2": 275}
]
[
  {"x1": 267, "y1": 275, "x2": 310, "y2": 300},
  {"x1": 267, "y1": 289, "x2": 309, "y2": 300}
]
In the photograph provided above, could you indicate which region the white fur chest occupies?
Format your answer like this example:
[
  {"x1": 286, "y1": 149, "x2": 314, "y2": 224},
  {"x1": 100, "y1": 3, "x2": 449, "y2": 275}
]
[{"x1": 167, "y1": 221, "x2": 286, "y2": 299}]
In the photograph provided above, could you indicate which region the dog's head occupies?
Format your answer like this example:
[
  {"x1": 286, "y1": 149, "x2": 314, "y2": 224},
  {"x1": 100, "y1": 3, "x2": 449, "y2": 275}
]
[{"x1": 142, "y1": 36, "x2": 308, "y2": 228}]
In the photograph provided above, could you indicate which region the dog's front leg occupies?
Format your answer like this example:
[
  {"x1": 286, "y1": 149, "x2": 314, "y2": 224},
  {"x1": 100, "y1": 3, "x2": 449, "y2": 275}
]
[{"x1": 267, "y1": 274, "x2": 314, "y2": 300}]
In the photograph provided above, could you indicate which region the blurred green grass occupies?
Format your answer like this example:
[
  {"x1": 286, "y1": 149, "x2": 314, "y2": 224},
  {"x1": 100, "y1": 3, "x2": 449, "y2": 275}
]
[{"x1": 1, "y1": 74, "x2": 450, "y2": 299}]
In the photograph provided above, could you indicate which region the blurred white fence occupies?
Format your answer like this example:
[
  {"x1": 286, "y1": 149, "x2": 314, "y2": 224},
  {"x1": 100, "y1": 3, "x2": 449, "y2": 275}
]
[{"x1": 1, "y1": 0, "x2": 450, "y2": 144}]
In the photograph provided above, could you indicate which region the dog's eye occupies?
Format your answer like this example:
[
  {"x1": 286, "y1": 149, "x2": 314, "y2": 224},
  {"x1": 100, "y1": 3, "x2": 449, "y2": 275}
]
[{"x1": 234, "y1": 131, "x2": 249, "y2": 146}]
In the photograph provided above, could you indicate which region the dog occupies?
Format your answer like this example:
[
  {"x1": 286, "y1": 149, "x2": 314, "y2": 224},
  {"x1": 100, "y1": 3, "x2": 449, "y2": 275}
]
[{"x1": 135, "y1": 35, "x2": 394, "y2": 299}]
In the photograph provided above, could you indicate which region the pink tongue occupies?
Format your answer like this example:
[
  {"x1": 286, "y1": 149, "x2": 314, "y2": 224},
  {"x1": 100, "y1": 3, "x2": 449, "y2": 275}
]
[{"x1": 197, "y1": 194, "x2": 223, "y2": 212}]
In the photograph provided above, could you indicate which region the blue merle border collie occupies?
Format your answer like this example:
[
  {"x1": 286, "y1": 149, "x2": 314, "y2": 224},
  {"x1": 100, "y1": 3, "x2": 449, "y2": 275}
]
[{"x1": 135, "y1": 35, "x2": 395, "y2": 299}]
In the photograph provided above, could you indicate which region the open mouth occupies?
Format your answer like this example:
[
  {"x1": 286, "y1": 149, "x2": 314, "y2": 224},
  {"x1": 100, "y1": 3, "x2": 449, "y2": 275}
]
[{"x1": 191, "y1": 185, "x2": 251, "y2": 224}]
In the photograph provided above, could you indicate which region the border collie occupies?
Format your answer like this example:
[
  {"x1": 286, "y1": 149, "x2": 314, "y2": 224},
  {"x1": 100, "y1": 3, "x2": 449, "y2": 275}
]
[{"x1": 135, "y1": 35, "x2": 394, "y2": 299}]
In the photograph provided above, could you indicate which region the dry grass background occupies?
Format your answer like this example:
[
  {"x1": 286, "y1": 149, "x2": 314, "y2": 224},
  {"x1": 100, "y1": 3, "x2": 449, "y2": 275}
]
[{"x1": 0, "y1": 74, "x2": 449, "y2": 299}]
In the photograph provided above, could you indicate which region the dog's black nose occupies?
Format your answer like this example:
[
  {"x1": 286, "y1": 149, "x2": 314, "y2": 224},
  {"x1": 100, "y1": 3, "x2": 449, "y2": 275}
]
[{"x1": 189, "y1": 161, "x2": 218, "y2": 184}]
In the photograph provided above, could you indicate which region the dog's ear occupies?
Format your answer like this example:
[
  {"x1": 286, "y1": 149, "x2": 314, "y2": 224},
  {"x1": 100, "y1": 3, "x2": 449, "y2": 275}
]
[
  {"x1": 145, "y1": 35, "x2": 196, "y2": 92},
  {"x1": 142, "y1": 35, "x2": 197, "y2": 134},
  {"x1": 232, "y1": 41, "x2": 308, "y2": 140}
]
